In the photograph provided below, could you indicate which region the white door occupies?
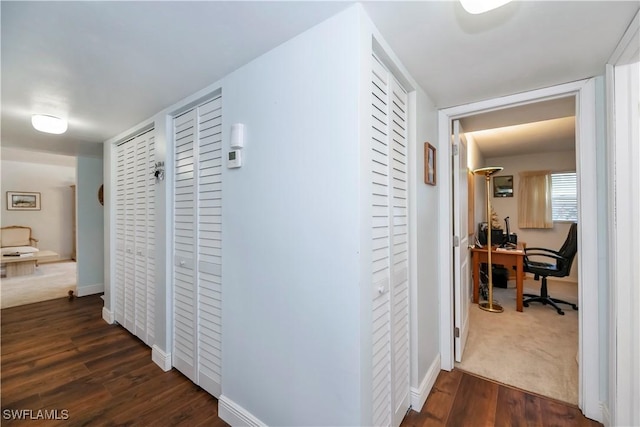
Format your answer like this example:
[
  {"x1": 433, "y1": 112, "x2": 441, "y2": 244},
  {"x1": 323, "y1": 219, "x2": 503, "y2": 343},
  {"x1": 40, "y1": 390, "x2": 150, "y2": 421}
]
[
  {"x1": 370, "y1": 54, "x2": 410, "y2": 427},
  {"x1": 453, "y1": 120, "x2": 470, "y2": 362},
  {"x1": 145, "y1": 136, "x2": 156, "y2": 345},
  {"x1": 173, "y1": 108, "x2": 198, "y2": 382},
  {"x1": 123, "y1": 140, "x2": 137, "y2": 333},
  {"x1": 114, "y1": 130, "x2": 156, "y2": 346},
  {"x1": 172, "y1": 94, "x2": 223, "y2": 397},
  {"x1": 134, "y1": 137, "x2": 148, "y2": 341},
  {"x1": 114, "y1": 144, "x2": 127, "y2": 327},
  {"x1": 195, "y1": 97, "x2": 223, "y2": 397}
]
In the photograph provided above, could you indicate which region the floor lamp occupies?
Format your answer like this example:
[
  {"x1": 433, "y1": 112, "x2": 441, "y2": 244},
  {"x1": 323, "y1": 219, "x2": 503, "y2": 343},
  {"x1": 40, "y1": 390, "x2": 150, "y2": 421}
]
[{"x1": 473, "y1": 166, "x2": 504, "y2": 313}]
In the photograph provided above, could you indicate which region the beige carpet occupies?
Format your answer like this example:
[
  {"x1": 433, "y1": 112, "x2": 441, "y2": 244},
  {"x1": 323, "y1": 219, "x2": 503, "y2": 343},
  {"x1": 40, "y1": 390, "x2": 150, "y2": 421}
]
[
  {"x1": 456, "y1": 278, "x2": 578, "y2": 405},
  {"x1": 1, "y1": 261, "x2": 77, "y2": 309}
]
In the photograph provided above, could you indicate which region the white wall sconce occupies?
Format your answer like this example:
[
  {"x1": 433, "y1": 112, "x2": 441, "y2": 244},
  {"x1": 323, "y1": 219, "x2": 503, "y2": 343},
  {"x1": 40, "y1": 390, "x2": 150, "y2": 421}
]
[{"x1": 31, "y1": 114, "x2": 68, "y2": 134}]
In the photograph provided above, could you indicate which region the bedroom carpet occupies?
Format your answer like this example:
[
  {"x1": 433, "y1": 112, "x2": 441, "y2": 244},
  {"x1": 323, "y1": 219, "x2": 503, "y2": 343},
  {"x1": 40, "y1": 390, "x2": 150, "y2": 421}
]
[
  {"x1": 455, "y1": 278, "x2": 579, "y2": 405},
  {"x1": 0, "y1": 261, "x2": 76, "y2": 309}
]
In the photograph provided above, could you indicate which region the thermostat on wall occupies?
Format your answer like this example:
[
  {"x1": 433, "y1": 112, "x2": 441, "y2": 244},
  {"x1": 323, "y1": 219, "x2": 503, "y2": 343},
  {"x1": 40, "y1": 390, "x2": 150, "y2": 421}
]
[{"x1": 227, "y1": 150, "x2": 242, "y2": 168}]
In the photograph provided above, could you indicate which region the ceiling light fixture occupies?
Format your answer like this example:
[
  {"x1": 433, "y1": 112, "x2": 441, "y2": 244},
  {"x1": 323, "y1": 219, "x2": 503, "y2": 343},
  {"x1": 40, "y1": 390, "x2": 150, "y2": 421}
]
[
  {"x1": 31, "y1": 114, "x2": 68, "y2": 134},
  {"x1": 460, "y1": 0, "x2": 512, "y2": 14}
]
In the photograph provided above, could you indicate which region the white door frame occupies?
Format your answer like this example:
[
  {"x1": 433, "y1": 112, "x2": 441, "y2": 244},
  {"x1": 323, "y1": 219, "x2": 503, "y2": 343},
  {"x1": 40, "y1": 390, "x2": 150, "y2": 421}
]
[
  {"x1": 437, "y1": 79, "x2": 601, "y2": 421},
  {"x1": 606, "y1": 11, "x2": 640, "y2": 425}
]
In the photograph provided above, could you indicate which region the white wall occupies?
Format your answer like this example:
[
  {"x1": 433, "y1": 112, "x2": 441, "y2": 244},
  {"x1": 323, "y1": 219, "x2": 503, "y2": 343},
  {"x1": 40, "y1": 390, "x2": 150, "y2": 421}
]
[
  {"x1": 412, "y1": 88, "x2": 441, "y2": 403},
  {"x1": 1, "y1": 154, "x2": 75, "y2": 259},
  {"x1": 485, "y1": 150, "x2": 578, "y2": 281},
  {"x1": 219, "y1": 7, "x2": 362, "y2": 426},
  {"x1": 76, "y1": 156, "x2": 104, "y2": 296}
]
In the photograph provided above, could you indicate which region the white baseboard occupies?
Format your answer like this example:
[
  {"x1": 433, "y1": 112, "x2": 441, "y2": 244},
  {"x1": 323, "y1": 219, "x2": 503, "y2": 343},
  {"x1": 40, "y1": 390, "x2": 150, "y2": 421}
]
[
  {"x1": 76, "y1": 283, "x2": 104, "y2": 297},
  {"x1": 102, "y1": 307, "x2": 115, "y2": 324},
  {"x1": 152, "y1": 345, "x2": 172, "y2": 372},
  {"x1": 600, "y1": 402, "x2": 610, "y2": 426},
  {"x1": 411, "y1": 354, "x2": 441, "y2": 412},
  {"x1": 219, "y1": 395, "x2": 266, "y2": 427}
]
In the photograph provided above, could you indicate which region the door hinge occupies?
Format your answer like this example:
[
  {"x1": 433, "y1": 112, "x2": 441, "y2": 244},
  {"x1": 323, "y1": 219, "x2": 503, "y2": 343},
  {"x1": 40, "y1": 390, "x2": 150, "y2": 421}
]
[
  {"x1": 452, "y1": 144, "x2": 459, "y2": 156},
  {"x1": 455, "y1": 327, "x2": 460, "y2": 338},
  {"x1": 453, "y1": 235, "x2": 460, "y2": 247}
]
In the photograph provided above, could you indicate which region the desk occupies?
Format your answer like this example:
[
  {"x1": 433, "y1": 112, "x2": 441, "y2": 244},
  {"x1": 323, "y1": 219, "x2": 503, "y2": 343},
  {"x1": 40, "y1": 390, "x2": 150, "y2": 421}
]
[{"x1": 471, "y1": 246, "x2": 525, "y2": 312}]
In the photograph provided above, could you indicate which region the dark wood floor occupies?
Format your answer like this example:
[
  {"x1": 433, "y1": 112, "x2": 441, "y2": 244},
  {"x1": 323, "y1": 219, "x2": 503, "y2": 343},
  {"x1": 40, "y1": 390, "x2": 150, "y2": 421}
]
[
  {"x1": 1, "y1": 294, "x2": 229, "y2": 426},
  {"x1": 2, "y1": 295, "x2": 601, "y2": 426},
  {"x1": 402, "y1": 369, "x2": 602, "y2": 427}
]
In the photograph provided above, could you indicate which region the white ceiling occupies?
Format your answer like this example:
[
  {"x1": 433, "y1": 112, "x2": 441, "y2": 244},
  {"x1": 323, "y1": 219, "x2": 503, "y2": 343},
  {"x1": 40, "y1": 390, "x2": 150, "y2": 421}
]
[
  {"x1": 1, "y1": 1, "x2": 638, "y2": 159},
  {"x1": 461, "y1": 96, "x2": 576, "y2": 158},
  {"x1": 468, "y1": 116, "x2": 576, "y2": 158}
]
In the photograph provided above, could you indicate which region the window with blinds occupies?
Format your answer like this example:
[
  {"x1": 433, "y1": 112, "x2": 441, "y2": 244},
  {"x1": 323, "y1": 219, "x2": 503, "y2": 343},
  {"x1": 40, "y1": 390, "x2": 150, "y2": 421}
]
[{"x1": 551, "y1": 172, "x2": 577, "y2": 222}]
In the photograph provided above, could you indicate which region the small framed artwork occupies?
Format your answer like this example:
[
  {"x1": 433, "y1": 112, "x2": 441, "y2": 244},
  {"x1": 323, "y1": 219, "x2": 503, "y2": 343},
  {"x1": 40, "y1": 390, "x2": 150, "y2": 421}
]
[
  {"x1": 493, "y1": 175, "x2": 514, "y2": 197},
  {"x1": 6, "y1": 191, "x2": 41, "y2": 211},
  {"x1": 424, "y1": 142, "x2": 436, "y2": 186}
]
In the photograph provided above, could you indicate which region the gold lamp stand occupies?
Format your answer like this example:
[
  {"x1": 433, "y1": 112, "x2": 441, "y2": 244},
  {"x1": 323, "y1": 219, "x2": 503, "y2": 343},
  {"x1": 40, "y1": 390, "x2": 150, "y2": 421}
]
[{"x1": 473, "y1": 166, "x2": 504, "y2": 313}]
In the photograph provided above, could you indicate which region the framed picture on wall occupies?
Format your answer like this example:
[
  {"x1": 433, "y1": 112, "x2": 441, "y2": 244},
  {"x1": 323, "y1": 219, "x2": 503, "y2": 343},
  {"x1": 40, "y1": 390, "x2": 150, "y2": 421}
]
[
  {"x1": 6, "y1": 191, "x2": 41, "y2": 210},
  {"x1": 424, "y1": 142, "x2": 436, "y2": 185},
  {"x1": 493, "y1": 175, "x2": 514, "y2": 197}
]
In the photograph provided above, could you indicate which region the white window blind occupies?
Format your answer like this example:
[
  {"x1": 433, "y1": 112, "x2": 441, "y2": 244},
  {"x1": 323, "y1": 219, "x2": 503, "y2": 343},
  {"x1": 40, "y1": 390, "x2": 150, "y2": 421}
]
[{"x1": 551, "y1": 172, "x2": 577, "y2": 222}]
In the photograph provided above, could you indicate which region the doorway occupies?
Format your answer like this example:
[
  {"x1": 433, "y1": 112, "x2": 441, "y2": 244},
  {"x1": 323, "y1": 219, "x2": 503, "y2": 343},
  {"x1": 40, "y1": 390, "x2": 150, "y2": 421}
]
[
  {"x1": 0, "y1": 149, "x2": 79, "y2": 308},
  {"x1": 454, "y1": 99, "x2": 579, "y2": 404},
  {"x1": 437, "y1": 79, "x2": 601, "y2": 421}
]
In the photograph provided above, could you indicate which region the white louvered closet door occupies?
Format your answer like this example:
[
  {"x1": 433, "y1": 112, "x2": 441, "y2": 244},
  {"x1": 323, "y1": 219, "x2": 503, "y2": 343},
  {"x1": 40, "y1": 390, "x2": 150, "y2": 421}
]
[
  {"x1": 134, "y1": 137, "x2": 148, "y2": 340},
  {"x1": 370, "y1": 54, "x2": 410, "y2": 427},
  {"x1": 196, "y1": 98, "x2": 223, "y2": 396},
  {"x1": 146, "y1": 136, "x2": 156, "y2": 345},
  {"x1": 172, "y1": 94, "x2": 223, "y2": 397},
  {"x1": 123, "y1": 140, "x2": 137, "y2": 333},
  {"x1": 173, "y1": 108, "x2": 198, "y2": 382},
  {"x1": 115, "y1": 144, "x2": 127, "y2": 326},
  {"x1": 114, "y1": 130, "x2": 156, "y2": 347}
]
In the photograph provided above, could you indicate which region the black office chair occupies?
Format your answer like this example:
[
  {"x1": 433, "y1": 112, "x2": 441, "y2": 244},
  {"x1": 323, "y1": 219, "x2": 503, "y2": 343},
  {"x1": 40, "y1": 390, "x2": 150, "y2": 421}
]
[{"x1": 523, "y1": 222, "x2": 578, "y2": 315}]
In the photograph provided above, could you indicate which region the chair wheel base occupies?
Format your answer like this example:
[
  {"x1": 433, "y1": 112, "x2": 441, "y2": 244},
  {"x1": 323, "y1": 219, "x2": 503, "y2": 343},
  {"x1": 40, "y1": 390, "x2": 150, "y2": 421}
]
[{"x1": 522, "y1": 295, "x2": 577, "y2": 315}]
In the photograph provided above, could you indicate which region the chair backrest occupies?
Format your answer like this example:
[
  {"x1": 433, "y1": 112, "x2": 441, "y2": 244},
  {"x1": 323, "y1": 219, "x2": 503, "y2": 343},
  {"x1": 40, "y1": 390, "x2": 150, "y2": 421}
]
[
  {"x1": 557, "y1": 222, "x2": 578, "y2": 275},
  {"x1": 0, "y1": 226, "x2": 33, "y2": 247}
]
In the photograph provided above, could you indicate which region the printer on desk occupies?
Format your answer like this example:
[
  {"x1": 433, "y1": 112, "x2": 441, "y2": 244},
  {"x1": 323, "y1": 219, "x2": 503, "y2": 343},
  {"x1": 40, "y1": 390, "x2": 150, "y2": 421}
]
[{"x1": 477, "y1": 216, "x2": 517, "y2": 247}]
